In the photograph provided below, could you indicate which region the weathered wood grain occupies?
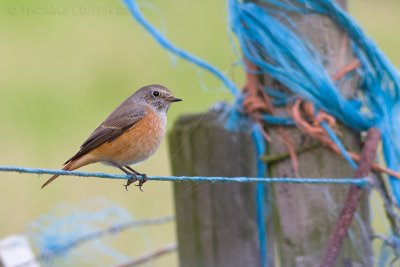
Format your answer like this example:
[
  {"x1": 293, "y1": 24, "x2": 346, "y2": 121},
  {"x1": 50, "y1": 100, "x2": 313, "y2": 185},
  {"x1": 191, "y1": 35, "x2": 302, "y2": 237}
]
[{"x1": 169, "y1": 105, "x2": 273, "y2": 267}]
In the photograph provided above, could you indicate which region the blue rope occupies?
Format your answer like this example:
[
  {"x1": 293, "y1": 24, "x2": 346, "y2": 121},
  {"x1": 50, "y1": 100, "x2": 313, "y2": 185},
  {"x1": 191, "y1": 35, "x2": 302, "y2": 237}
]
[
  {"x1": 122, "y1": 0, "x2": 240, "y2": 97},
  {"x1": 320, "y1": 121, "x2": 358, "y2": 170},
  {"x1": 36, "y1": 216, "x2": 174, "y2": 261},
  {"x1": 0, "y1": 166, "x2": 369, "y2": 186},
  {"x1": 252, "y1": 124, "x2": 268, "y2": 267},
  {"x1": 228, "y1": 0, "x2": 400, "y2": 204},
  {"x1": 261, "y1": 114, "x2": 294, "y2": 126},
  {"x1": 228, "y1": 0, "x2": 376, "y2": 130}
]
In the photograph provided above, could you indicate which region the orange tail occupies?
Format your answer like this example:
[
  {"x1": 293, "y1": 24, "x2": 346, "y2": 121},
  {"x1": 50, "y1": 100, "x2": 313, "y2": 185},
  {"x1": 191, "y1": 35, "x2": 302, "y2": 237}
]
[{"x1": 41, "y1": 161, "x2": 75, "y2": 189}]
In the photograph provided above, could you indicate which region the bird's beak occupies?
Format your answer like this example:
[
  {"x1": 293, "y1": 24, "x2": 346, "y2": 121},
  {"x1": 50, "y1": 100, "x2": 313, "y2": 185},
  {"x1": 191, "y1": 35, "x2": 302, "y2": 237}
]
[{"x1": 169, "y1": 97, "x2": 183, "y2": 102}]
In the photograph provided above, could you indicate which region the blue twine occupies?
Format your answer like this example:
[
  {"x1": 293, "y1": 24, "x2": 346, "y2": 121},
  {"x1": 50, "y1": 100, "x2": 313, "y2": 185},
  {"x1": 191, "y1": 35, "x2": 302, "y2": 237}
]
[
  {"x1": 252, "y1": 124, "x2": 268, "y2": 267},
  {"x1": 228, "y1": 0, "x2": 400, "y2": 204},
  {"x1": 261, "y1": 114, "x2": 294, "y2": 126},
  {"x1": 264, "y1": 87, "x2": 293, "y2": 107},
  {"x1": 28, "y1": 199, "x2": 135, "y2": 266},
  {"x1": 320, "y1": 121, "x2": 358, "y2": 170},
  {"x1": 0, "y1": 166, "x2": 369, "y2": 186},
  {"x1": 26, "y1": 198, "x2": 174, "y2": 266},
  {"x1": 35, "y1": 216, "x2": 174, "y2": 261},
  {"x1": 264, "y1": 87, "x2": 288, "y2": 100},
  {"x1": 122, "y1": 0, "x2": 240, "y2": 97},
  {"x1": 228, "y1": 0, "x2": 375, "y2": 130}
]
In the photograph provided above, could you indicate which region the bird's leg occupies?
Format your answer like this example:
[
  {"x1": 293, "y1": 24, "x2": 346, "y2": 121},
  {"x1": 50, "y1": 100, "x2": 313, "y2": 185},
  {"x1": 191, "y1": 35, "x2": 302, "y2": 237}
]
[
  {"x1": 125, "y1": 165, "x2": 141, "y2": 175},
  {"x1": 125, "y1": 166, "x2": 147, "y2": 191},
  {"x1": 108, "y1": 161, "x2": 138, "y2": 191},
  {"x1": 110, "y1": 162, "x2": 132, "y2": 175}
]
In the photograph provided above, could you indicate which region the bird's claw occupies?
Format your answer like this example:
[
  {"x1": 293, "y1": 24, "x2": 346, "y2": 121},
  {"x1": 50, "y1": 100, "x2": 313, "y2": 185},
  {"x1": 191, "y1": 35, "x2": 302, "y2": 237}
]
[
  {"x1": 124, "y1": 173, "x2": 147, "y2": 192},
  {"x1": 124, "y1": 176, "x2": 136, "y2": 191},
  {"x1": 135, "y1": 174, "x2": 147, "y2": 192}
]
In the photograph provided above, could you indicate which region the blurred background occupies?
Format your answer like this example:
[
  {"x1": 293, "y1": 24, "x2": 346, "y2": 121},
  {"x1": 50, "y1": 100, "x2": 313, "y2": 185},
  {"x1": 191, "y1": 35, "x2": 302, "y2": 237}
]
[{"x1": 0, "y1": 0, "x2": 399, "y2": 266}]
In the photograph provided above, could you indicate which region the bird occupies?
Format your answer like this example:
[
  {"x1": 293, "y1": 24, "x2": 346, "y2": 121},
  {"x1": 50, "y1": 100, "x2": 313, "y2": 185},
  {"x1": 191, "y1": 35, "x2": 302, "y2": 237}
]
[{"x1": 41, "y1": 84, "x2": 182, "y2": 190}]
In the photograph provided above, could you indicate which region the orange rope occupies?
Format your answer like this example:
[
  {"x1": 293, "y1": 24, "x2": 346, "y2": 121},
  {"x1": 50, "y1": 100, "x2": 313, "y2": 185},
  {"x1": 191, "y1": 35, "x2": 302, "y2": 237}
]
[
  {"x1": 243, "y1": 59, "x2": 299, "y2": 176},
  {"x1": 287, "y1": 60, "x2": 400, "y2": 180},
  {"x1": 242, "y1": 54, "x2": 400, "y2": 180},
  {"x1": 332, "y1": 59, "x2": 360, "y2": 81}
]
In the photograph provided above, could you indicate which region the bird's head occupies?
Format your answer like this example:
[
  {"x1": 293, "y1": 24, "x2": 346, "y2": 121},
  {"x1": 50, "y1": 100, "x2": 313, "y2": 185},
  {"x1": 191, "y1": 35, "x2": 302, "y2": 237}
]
[{"x1": 135, "y1": 84, "x2": 182, "y2": 112}]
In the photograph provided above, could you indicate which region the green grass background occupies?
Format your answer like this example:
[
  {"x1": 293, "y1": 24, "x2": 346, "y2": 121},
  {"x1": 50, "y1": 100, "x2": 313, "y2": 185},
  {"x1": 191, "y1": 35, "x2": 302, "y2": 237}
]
[{"x1": 0, "y1": 0, "x2": 399, "y2": 266}]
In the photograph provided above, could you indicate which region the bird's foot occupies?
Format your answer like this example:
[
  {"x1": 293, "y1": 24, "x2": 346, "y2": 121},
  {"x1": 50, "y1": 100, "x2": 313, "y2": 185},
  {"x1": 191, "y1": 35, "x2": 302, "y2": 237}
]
[
  {"x1": 124, "y1": 174, "x2": 137, "y2": 191},
  {"x1": 124, "y1": 173, "x2": 147, "y2": 191},
  {"x1": 135, "y1": 173, "x2": 147, "y2": 192}
]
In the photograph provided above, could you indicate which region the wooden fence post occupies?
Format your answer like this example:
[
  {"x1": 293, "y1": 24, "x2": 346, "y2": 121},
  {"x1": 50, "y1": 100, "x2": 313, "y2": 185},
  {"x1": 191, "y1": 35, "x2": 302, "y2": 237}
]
[
  {"x1": 169, "y1": 1, "x2": 372, "y2": 266},
  {"x1": 169, "y1": 105, "x2": 273, "y2": 267},
  {"x1": 262, "y1": 0, "x2": 373, "y2": 266}
]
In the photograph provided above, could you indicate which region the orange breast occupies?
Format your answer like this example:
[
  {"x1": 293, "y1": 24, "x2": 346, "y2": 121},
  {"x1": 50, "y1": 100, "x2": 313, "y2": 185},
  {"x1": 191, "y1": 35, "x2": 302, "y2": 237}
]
[{"x1": 89, "y1": 108, "x2": 166, "y2": 166}]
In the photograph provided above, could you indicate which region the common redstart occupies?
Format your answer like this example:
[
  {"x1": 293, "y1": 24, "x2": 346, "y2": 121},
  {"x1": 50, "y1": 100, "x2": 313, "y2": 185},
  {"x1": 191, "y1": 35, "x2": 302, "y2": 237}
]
[{"x1": 42, "y1": 84, "x2": 182, "y2": 189}]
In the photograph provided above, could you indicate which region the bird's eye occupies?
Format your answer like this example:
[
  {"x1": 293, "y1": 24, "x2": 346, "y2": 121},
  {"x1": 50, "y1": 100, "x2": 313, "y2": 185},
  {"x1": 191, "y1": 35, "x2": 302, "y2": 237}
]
[{"x1": 152, "y1": 91, "x2": 160, "y2": 97}]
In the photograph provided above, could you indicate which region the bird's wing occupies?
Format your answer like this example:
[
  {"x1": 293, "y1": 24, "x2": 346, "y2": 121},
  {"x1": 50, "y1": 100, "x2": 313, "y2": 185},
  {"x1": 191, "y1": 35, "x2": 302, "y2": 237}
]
[{"x1": 65, "y1": 106, "x2": 146, "y2": 164}]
